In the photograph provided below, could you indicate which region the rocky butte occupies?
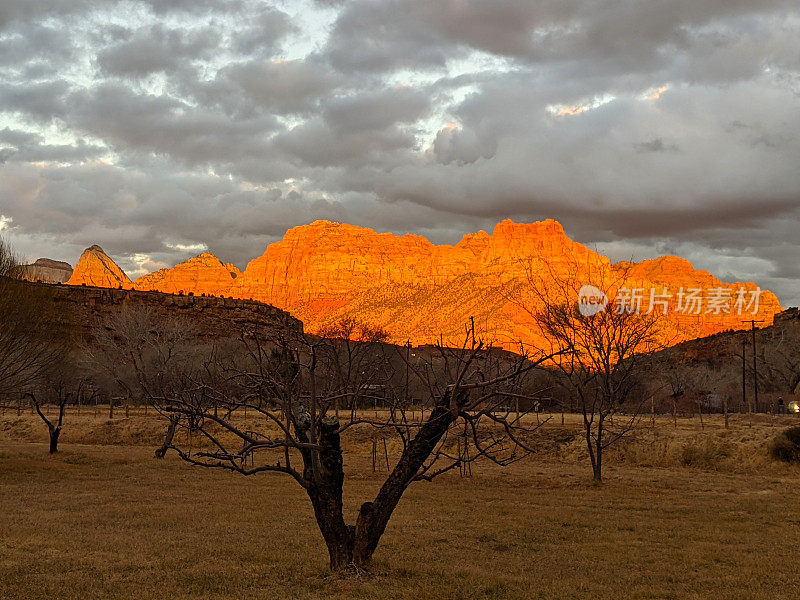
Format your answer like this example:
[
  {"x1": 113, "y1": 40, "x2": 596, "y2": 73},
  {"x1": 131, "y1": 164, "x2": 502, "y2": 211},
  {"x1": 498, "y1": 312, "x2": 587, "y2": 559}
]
[
  {"x1": 67, "y1": 245, "x2": 132, "y2": 289},
  {"x1": 134, "y1": 252, "x2": 241, "y2": 295},
  {"x1": 66, "y1": 219, "x2": 783, "y2": 350}
]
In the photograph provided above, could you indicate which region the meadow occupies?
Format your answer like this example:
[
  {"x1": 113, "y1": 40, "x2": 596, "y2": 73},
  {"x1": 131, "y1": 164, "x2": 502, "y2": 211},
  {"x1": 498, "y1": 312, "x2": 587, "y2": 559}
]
[{"x1": 1, "y1": 410, "x2": 799, "y2": 600}]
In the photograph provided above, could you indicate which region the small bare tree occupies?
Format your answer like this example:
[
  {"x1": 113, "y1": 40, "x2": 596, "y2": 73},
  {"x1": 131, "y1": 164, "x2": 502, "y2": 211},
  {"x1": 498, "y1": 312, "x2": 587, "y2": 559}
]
[
  {"x1": 316, "y1": 317, "x2": 392, "y2": 413},
  {"x1": 24, "y1": 380, "x2": 94, "y2": 453},
  {"x1": 523, "y1": 262, "x2": 665, "y2": 482},
  {"x1": 657, "y1": 354, "x2": 686, "y2": 427},
  {"x1": 137, "y1": 320, "x2": 561, "y2": 570}
]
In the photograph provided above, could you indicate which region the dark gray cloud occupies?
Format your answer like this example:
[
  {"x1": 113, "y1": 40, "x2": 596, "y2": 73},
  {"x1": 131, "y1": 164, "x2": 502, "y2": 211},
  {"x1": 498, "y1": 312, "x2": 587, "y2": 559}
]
[
  {"x1": 205, "y1": 58, "x2": 341, "y2": 116},
  {"x1": 0, "y1": 80, "x2": 70, "y2": 121},
  {"x1": 65, "y1": 82, "x2": 281, "y2": 166},
  {"x1": 0, "y1": 128, "x2": 107, "y2": 163},
  {"x1": 97, "y1": 24, "x2": 222, "y2": 77},
  {"x1": 231, "y1": 7, "x2": 297, "y2": 56},
  {"x1": 0, "y1": 0, "x2": 798, "y2": 307},
  {"x1": 0, "y1": 0, "x2": 95, "y2": 28}
]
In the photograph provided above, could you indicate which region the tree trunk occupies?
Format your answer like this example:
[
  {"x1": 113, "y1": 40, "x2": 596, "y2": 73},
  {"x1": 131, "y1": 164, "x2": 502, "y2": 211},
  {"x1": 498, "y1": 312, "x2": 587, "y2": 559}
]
[
  {"x1": 155, "y1": 415, "x2": 178, "y2": 458},
  {"x1": 303, "y1": 417, "x2": 356, "y2": 569},
  {"x1": 351, "y1": 402, "x2": 458, "y2": 566},
  {"x1": 586, "y1": 417, "x2": 603, "y2": 482},
  {"x1": 585, "y1": 423, "x2": 597, "y2": 479},
  {"x1": 49, "y1": 427, "x2": 60, "y2": 453},
  {"x1": 593, "y1": 439, "x2": 602, "y2": 482},
  {"x1": 592, "y1": 429, "x2": 603, "y2": 482}
]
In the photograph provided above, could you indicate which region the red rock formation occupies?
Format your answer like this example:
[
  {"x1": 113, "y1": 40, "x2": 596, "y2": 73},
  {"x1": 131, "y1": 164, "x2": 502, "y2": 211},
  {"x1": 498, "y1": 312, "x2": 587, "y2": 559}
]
[
  {"x1": 134, "y1": 252, "x2": 241, "y2": 296},
  {"x1": 66, "y1": 220, "x2": 783, "y2": 350},
  {"x1": 67, "y1": 245, "x2": 132, "y2": 289}
]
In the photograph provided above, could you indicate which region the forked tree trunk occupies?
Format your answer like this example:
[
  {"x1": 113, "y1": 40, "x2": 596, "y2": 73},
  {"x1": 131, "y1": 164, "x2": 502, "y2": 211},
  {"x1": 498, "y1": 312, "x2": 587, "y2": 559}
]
[
  {"x1": 352, "y1": 404, "x2": 456, "y2": 565},
  {"x1": 29, "y1": 393, "x2": 66, "y2": 454},
  {"x1": 304, "y1": 396, "x2": 460, "y2": 570}
]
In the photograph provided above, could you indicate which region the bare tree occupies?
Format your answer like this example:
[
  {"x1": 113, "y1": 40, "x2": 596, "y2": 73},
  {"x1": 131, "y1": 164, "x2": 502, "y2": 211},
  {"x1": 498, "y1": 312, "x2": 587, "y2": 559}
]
[
  {"x1": 0, "y1": 237, "x2": 71, "y2": 405},
  {"x1": 87, "y1": 305, "x2": 198, "y2": 401},
  {"x1": 752, "y1": 327, "x2": 800, "y2": 395},
  {"x1": 87, "y1": 304, "x2": 200, "y2": 451},
  {"x1": 524, "y1": 263, "x2": 665, "y2": 481},
  {"x1": 139, "y1": 321, "x2": 561, "y2": 571},
  {"x1": 24, "y1": 380, "x2": 94, "y2": 453},
  {"x1": 656, "y1": 354, "x2": 686, "y2": 427}
]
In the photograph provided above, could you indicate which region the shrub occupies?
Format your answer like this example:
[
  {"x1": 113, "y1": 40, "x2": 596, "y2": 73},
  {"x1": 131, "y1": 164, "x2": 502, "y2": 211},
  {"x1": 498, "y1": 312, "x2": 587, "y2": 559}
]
[{"x1": 768, "y1": 426, "x2": 800, "y2": 463}]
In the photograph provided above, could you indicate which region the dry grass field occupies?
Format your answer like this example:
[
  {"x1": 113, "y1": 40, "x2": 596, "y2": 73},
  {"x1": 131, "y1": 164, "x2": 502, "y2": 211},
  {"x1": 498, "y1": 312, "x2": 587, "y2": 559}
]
[{"x1": 1, "y1": 410, "x2": 799, "y2": 599}]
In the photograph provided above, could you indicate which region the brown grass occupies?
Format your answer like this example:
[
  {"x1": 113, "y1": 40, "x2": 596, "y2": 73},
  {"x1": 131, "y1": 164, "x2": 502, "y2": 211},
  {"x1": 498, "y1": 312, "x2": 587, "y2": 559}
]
[{"x1": 1, "y1": 410, "x2": 800, "y2": 599}]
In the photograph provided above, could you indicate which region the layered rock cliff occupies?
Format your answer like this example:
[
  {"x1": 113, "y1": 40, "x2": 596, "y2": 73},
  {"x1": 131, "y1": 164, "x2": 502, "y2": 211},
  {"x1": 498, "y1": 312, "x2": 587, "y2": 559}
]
[
  {"x1": 21, "y1": 258, "x2": 73, "y2": 284},
  {"x1": 22, "y1": 278, "x2": 300, "y2": 344},
  {"x1": 66, "y1": 220, "x2": 783, "y2": 349}
]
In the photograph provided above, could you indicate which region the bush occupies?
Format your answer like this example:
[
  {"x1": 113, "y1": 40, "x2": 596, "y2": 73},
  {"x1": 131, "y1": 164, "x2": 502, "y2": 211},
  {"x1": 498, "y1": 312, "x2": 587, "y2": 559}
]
[{"x1": 768, "y1": 426, "x2": 800, "y2": 463}]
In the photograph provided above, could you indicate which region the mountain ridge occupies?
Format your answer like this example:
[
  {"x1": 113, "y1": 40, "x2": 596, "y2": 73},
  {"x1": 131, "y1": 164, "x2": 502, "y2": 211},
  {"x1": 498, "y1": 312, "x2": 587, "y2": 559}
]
[{"x1": 64, "y1": 219, "x2": 783, "y2": 349}]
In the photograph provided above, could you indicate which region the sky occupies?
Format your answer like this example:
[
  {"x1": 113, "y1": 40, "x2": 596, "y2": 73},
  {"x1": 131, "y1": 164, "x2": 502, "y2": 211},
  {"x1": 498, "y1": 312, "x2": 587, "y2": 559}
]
[{"x1": 0, "y1": 0, "x2": 798, "y2": 306}]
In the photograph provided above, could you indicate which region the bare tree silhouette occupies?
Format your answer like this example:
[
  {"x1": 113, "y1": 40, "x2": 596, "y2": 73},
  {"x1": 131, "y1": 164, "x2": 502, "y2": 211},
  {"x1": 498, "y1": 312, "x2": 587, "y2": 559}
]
[
  {"x1": 106, "y1": 313, "x2": 563, "y2": 570},
  {"x1": 518, "y1": 260, "x2": 666, "y2": 481}
]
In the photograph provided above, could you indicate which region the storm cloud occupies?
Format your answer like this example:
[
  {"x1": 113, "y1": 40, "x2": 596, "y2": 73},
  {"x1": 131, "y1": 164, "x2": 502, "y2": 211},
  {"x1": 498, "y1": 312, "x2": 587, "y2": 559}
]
[{"x1": 0, "y1": 0, "x2": 798, "y2": 305}]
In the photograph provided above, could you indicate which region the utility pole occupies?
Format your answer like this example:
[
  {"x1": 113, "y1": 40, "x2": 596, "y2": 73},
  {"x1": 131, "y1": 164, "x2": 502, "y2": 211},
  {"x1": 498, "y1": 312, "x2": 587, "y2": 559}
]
[
  {"x1": 741, "y1": 335, "x2": 747, "y2": 414},
  {"x1": 745, "y1": 320, "x2": 764, "y2": 413},
  {"x1": 405, "y1": 339, "x2": 410, "y2": 406}
]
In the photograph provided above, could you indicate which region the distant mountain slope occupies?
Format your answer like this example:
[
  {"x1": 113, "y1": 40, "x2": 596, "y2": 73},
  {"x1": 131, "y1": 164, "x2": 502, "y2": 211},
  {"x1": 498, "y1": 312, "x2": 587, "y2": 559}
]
[{"x1": 643, "y1": 308, "x2": 800, "y2": 410}]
